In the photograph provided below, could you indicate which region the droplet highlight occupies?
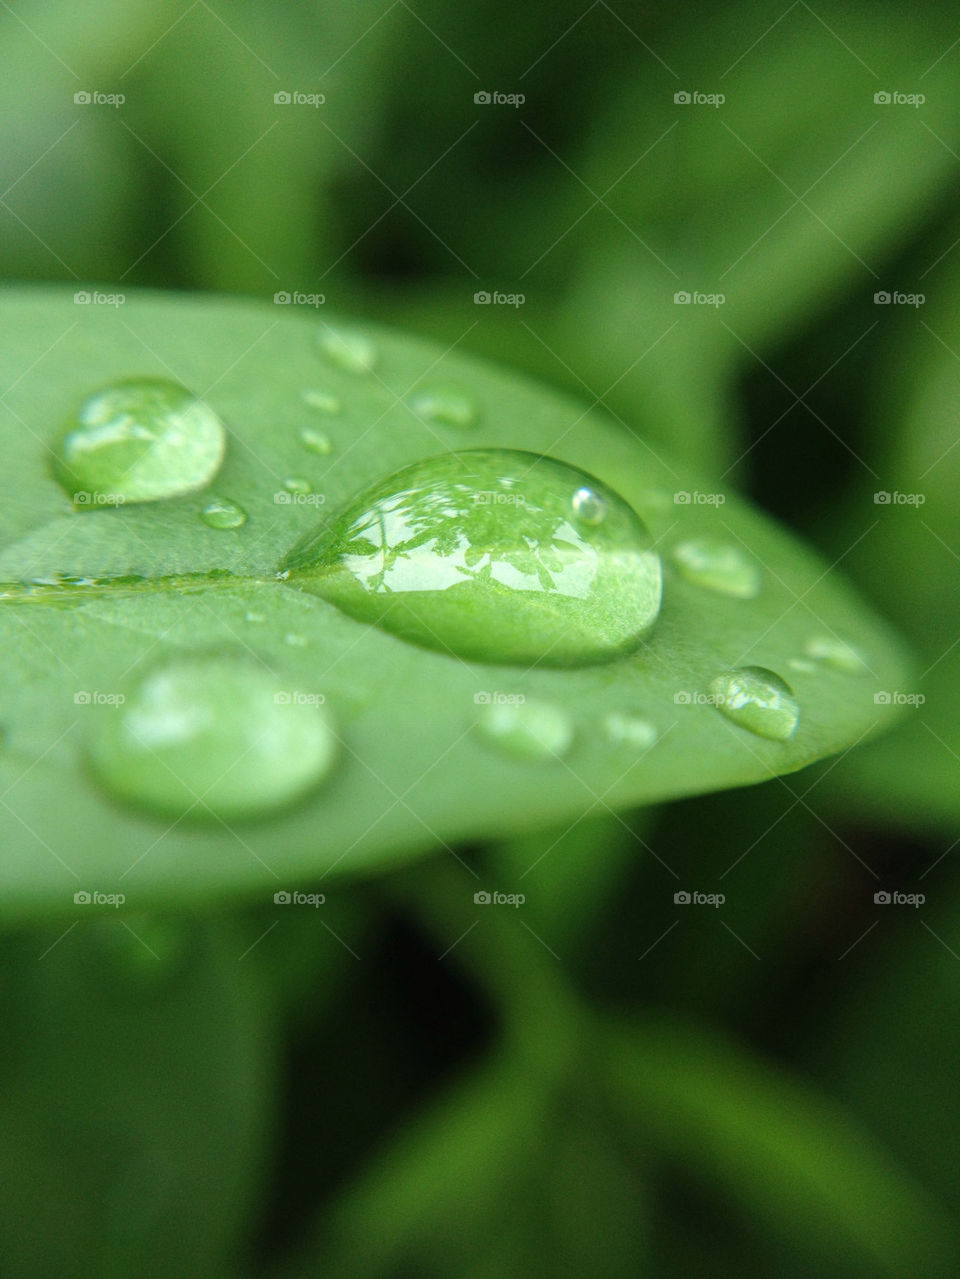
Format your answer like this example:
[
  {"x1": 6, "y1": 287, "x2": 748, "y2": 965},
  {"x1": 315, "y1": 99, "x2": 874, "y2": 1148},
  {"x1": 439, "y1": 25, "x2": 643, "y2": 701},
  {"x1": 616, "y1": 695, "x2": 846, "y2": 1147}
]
[
  {"x1": 602, "y1": 711, "x2": 657, "y2": 750},
  {"x1": 280, "y1": 449, "x2": 663, "y2": 667},
  {"x1": 803, "y1": 636, "x2": 869, "y2": 673},
  {"x1": 199, "y1": 497, "x2": 246, "y2": 530},
  {"x1": 55, "y1": 379, "x2": 226, "y2": 506},
  {"x1": 475, "y1": 699, "x2": 573, "y2": 761},
  {"x1": 317, "y1": 327, "x2": 377, "y2": 374},
  {"x1": 410, "y1": 386, "x2": 477, "y2": 429},
  {"x1": 299, "y1": 427, "x2": 333, "y2": 455},
  {"x1": 88, "y1": 655, "x2": 338, "y2": 820},
  {"x1": 283, "y1": 476, "x2": 312, "y2": 495},
  {"x1": 300, "y1": 389, "x2": 341, "y2": 413},
  {"x1": 671, "y1": 539, "x2": 761, "y2": 599},
  {"x1": 708, "y1": 666, "x2": 799, "y2": 741}
]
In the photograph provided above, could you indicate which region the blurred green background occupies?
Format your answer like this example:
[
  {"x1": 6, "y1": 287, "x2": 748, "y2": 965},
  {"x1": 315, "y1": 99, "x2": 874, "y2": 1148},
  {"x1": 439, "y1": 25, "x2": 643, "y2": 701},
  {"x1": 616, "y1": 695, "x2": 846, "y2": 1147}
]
[{"x1": 2, "y1": 0, "x2": 959, "y2": 1275}]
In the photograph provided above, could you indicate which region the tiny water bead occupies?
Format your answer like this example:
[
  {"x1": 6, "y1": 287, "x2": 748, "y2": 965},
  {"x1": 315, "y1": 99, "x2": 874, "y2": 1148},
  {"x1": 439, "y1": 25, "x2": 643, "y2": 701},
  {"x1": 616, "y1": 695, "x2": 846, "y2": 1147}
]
[
  {"x1": 300, "y1": 389, "x2": 341, "y2": 414},
  {"x1": 670, "y1": 539, "x2": 761, "y2": 599},
  {"x1": 88, "y1": 655, "x2": 338, "y2": 820},
  {"x1": 602, "y1": 711, "x2": 657, "y2": 750},
  {"x1": 55, "y1": 379, "x2": 226, "y2": 506},
  {"x1": 283, "y1": 476, "x2": 312, "y2": 495},
  {"x1": 280, "y1": 449, "x2": 663, "y2": 667},
  {"x1": 708, "y1": 666, "x2": 799, "y2": 741},
  {"x1": 299, "y1": 427, "x2": 333, "y2": 455},
  {"x1": 317, "y1": 327, "x2": 377, "y2": 374},
  {"x1": 803, "y1": 636, "x2": 869, "y2": 674},
  {"x1": 571, "y1": 486, "x2": 606, "y2": 525},
  {"x1": 410, "y1": 386, "x2": 477, "y2": 429},
  {"x1": 199, "y1": 497, "x2": 246, "y2": 530},
  {"x1": 475, "y1": 699, "x2": 573, "y2": 761}
]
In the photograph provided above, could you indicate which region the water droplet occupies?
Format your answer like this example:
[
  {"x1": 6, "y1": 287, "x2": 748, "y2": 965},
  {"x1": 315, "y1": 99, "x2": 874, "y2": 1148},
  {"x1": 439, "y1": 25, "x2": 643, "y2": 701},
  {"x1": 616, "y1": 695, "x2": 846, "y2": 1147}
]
[
  {"x1": 671, "y1": 539, "x2": 761, "y2": 599},
  {"x1": 602, "y1": 711, "x2": 657, "y2": 750},
  {"x1": 708, "y1": 666, "x2": 799, "y2": 741},
  {"x1": 475, "y1": 699, "x2": 573, "y2": 761},
  {"x1": 803, "y1": 636, "x2": 869, "y2": 673},
  {"x1": 410, "y1": 386, "x2": 477, "y2": 429},
  {"x1": 299, "y1": 427, "x2": 333, "y2": 455},
  {"x1": 245, "y1": 610, "x2": 265, "y2": 623},
  {"x1": 55, "y1": 379, "x2": 226, "y2": 506},
  {"x1": 317, "y1": 327, "x2": 377, "y2": 374},
  {"x1": 787, "y1": 658, "x2": 817, "y2": 674},
  {"x1": 283, "y1": 476, "x2": 311, "y2": 495},
  {"x1": 300, "y1": 389, "x2": 341, "y2": 413},
  {"x1": 281, "y1": 449, "x2": 663, "y2": 667},
  {"x1": 199, "y1": 497, "x2": 246, "y2": 530},
  {"x1": 571, "y1": 486, "x2": 606, "y2": 525},
  {"x1": 284, "y1": 632, "x2": 307, "y2": 647},
  {"x1": 89, "y1": 655, "x2": 337, "y2": 820}
]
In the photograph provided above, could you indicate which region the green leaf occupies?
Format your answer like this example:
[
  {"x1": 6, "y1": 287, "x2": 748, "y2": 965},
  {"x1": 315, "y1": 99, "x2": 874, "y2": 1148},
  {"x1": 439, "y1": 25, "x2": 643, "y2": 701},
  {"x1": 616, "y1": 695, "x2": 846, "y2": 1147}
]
[{"x1": 0, "y1": 287, "x2": 911, "y2": 917}]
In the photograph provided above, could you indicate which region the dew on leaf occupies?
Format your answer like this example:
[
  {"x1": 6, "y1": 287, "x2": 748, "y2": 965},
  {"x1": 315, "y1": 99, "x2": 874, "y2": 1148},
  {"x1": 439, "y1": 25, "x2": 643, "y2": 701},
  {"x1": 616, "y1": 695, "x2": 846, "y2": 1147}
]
[
  {"x1": 300, "y1": 389, "x2": 341, "y2": 413},
  {"x1": 475, "y1": 698, "x2": 573, "y2": 761},
  {"x1": 671, "y1": 538, "x2": 761, "y2": 599},
  {"x1": 602, "y1": 711, "x2": 657, "y2": 750},
  {"x1": 803, "y1": 635, "x2": 869, "y2": 673},
  {"x1": 280, "y1": 449, "x2": 663, "y2": 667},
  {"x1": 199, "y1": 497, "x2": 246, "y2": 530},
  {"x1": 88, "y1": 654, "x2": 338, "y2": 820},
  {"x1": 708, "y1": 666, "x2": 799, "y2": 741},
  {"x1": 55, "y1": 378, "x2": 226, "y2": 506},
  {"x1": 299, "y1": 427, "x2": 333, "y2": 455},
  {"x1": 410, "y1": 386, "x2": 478, "y2": 429},
  {"x1": 317, "y1": 327, "x2": 377, "y2": 374},
  {"x1": 283, "y1": 476, "x2": 311, "y2": 495}
]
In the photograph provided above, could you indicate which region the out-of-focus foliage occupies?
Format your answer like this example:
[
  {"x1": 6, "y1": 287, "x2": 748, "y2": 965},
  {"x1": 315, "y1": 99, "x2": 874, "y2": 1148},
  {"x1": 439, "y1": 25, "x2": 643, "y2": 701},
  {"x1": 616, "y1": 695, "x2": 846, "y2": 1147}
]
[{"x1": 2, "y1": 0, "x2": 959, "y2": 1275}]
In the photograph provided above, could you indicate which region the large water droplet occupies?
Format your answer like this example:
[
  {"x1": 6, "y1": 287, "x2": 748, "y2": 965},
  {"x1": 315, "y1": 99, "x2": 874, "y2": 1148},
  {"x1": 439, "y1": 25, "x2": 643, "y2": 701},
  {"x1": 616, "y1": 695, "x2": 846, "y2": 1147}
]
[
  {"x1": 89, "y1": 655, "x2": 337, "y2": 820},
  {"x1": 708, "y1": 666, "x2": 799, "y2": 740},
  {"x1": 602, "y1": 711, "x2": 657, "y2": 750},
  {"x1": 410, "y1": 386, "x2": 477, "y2": 429},
  {"x1": 55, "y1": 379, "x2": 226, "y2": 506},
  {"x1": 803, "y1": 636, "x2": 868, "y2": 673},
  {"x1": 199, "y1": 497, "x2": 246, "y2": 530},
  {"x1": 475, "y1": 698, "x2": 573, "y2": 761},
  {"x1": 671, "y1": 539, "x2": 760, "y2": 599},
  {"x1": 299, "y1": 427, "x2": 333, "y2": 456},
  {"x1": 317, "y1": 327, "x2": 377, "y2": 374},
  {"x1": 280, "y1": 449, "x2": 663, "y2": 667}
]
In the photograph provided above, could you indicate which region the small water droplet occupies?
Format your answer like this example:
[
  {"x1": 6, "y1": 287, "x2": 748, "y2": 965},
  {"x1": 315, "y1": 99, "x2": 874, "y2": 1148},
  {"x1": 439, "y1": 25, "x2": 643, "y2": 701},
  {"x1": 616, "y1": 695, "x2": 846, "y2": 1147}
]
[
  {"x1": 284, "y1": 632, "x2": 307, "y2": 647},
  {"x1": 671, "y1": 539, "x2": 761, "y2": 599},
  {"x1": 199, "y1": 497, "x2": 246, "y2": 530},
  {"x1": 803, "y1": 636, "x2": 869, "y2": 673},
  {"x1": 787, "y1": 658, "x2": 817, "y2": 674},
  {"x1": 571, "y1": 486, "x2": 606, "y2": 526},
  {"x1": 410, "y1": 386, "x2": 477, "y2": 429},
  {"x1": 708, "y1": 666, "x2": 799, "y2": 741},
  {"x1": 283, "y1": 476, "x2": 311, "y2": 495},
  {"x1": 300, "y1": 389, "x2": 341, "y2": 413},
  {"x1": 475, "y1": 699, "x2": 573, "y2": 761},
  {"x1": 299, "y1": 427, "x2": 333, "y2": 455},
  {"x1": 317, "y1": 327, "x2": 377, "y2": 374},
  {"x1": 245, "y1": 610, "x2": 265, "y2": 623},
  {"x1": 88, "y1": 655, "x2": 337, "y2": 820},
  {"x1": 280, "y1": 449, "x2": 662, "y2": 667},
  {"x1": 55, "y1": 379, "x2": 226, "y2": 506},
  {"x1": 602, "y1": 711, "x2": 657, "y2": 750}
]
